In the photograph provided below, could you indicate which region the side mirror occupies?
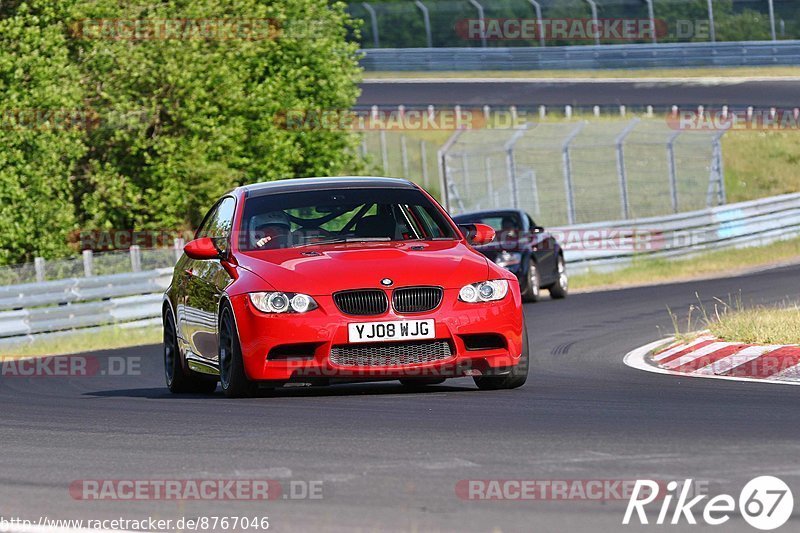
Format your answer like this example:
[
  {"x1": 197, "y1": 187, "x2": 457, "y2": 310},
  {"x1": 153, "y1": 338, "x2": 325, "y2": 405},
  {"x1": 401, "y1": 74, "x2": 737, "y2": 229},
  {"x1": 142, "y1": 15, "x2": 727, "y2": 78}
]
[
  {"x1": 533, "y1": 225, "x2": 545, "y2": 233},
  {"x1": 184, "y1": 237, "x2": 221, "y2": 260},
  {"x1": 459, "y1": 223, "x2": 496, "y2": 246}
]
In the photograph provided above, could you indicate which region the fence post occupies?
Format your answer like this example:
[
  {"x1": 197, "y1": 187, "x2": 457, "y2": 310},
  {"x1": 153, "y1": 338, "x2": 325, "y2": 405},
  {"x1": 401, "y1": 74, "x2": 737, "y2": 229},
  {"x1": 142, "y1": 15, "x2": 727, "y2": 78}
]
[
  {"x1": 437, "y1": 128, "x2": 467, "y2": 212},
  {"x1": 645, "y1": 0, "x2": 657, "y2": 44},
  {"x1": 584, "y1": 0, "x2": 600, "y2": 46},
  {"x1": 468, "y1": 0, "x2": 487, "y2": 48},
  {"x1": 174, "y1": 238, "x2": 185, "y2": 263},
  {"x1": 528, "y1": 169, "x2": 541, "y2": 218},
  {"x1": 82, "y1": 249, "x2": 94, "y2": 277},
  {"x1": 666, "y1": 131, "x2": 682, "y2": 213},
  {"x1": 361, "y1": 2, "x2": 380, "y2": 48},
  {"x1": 528, "y1": 1, "x2": 546, "y2": 47},
  {"x1": 615, "y1": 118, "x2": 641, "y2": 220},
  {"x1": 360, "y1": 135, "x2": 368, "y2": 159},
  {"x1": 708, "y1": 130, "x2": 727, "y2": 206},
  {"x1": 706, "y1": 0, "x2": 716, "y2": 42},
  {"x1": 767, "y1": 0, "x2": 776, "y2": 41},
  {"x1": 34, "y1": 257, "x2": 45, "y2": 282},
  {"x1": 504, "y1": 126, "x2": 529, "y2": 209},
  {"x1": 562, "y1": 122, "x2": 586, "y2": 225},
  {"x1": 420, "y1": 140, "x2": 429, "y2": 189},
  {"x1": 414, "y1": 0, "x2": 433, "y2": 48},
  {"x1": 130, "y1": 245, "x2": 142, "y2": 273}
]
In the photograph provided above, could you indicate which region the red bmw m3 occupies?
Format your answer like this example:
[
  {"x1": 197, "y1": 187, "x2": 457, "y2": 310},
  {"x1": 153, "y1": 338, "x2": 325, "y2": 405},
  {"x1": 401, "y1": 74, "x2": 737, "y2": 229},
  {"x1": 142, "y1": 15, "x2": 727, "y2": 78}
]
[{"x1": 163, "y1": 177, "x2": 528, "y2": 397}]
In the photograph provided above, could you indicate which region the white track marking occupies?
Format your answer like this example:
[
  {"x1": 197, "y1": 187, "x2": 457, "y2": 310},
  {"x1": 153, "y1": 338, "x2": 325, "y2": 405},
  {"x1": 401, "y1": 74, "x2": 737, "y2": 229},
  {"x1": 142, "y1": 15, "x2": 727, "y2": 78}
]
[
  {"x1": 623, "y1": 338, "x2": 800, "y2": 386},
  {"x1": 693, "y1": 345, "x2": 782, "y2": 376},
  {"x1": 770, "y1": 361, "x2": 800, "y2": 382},
  {"x1": 652, "y1": 335, "x2": 714, "y2": 362},
  {"x1": 661, "y1": 341, "x2": 738, "y2": 370}
]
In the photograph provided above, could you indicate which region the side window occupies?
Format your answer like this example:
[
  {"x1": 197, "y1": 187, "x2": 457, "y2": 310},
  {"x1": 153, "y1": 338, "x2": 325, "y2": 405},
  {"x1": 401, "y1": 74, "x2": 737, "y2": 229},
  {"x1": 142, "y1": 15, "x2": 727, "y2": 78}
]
[
  {"x1": 411, "y1": 205, "x2": 444, "y2": 238},
  {"x1": 197, "y1": 197, "x2": 236, "y2": 252},
  {"x1": 527, "y1": 214, "x2": 537, "y2": 229}
]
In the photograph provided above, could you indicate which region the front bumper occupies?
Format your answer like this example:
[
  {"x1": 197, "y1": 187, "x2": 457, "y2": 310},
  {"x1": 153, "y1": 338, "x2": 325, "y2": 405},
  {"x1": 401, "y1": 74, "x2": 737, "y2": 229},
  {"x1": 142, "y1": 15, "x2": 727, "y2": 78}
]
[{"x1": 229, "y1": 287, "x2": 524, "y2": 381}]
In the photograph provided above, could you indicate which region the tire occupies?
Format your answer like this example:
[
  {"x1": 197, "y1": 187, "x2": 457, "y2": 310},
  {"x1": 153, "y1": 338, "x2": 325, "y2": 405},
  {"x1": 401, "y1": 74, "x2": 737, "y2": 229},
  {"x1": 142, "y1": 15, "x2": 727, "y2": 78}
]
[
  {"x1": 164, "y1": 311, "x2": 217, "y2": 394},
  {"x1": 219, "y1": 303, "x2": 258, "y2": 398},
  {"x1": 548, "y1": 254, "x2": 568, "y2": 300},
  {"x1": 399, "y1": 377, "x2": 446, "y2": 388},
  {"x1": 473, "y1": 326, "x2": 529, "y2": 391},
  {"x1": 520, "y1": 259, "x2": 541, "y2": 303}
]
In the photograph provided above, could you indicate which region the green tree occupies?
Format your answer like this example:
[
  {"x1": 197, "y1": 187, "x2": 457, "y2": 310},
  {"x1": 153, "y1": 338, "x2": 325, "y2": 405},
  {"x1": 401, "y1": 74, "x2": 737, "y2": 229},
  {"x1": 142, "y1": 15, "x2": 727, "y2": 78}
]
[
  {"x1": 70, "y1": 0, "x2": 362, "y2": 232},
  {"x1": 0, "y1": 0, "x2": 361, "y2": 265},
  {"x1": 0, "y1": 1, "x2": 87, "y2": 264}
]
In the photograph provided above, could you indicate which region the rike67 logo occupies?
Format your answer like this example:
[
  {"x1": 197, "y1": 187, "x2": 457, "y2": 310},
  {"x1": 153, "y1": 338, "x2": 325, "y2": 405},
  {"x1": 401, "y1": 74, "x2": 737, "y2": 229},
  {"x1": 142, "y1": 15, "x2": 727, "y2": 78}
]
[{"x1": 624, "y1": 477, "x2": 794, "y2": 530}]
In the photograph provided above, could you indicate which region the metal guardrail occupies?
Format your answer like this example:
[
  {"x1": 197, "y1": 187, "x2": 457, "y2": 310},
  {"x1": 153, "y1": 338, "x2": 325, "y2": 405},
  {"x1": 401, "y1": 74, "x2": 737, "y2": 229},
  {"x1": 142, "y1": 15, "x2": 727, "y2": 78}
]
[
  {"x1": 349, "y1": 0, "x2": 798, "y2": 49},
  {"x1": 563, "y1": 192, "x2": 800, "y2": 275},
  {"x1": 360, "y1": 40, "x2": 800, "y2": 71},
  {"x1": 0, "y1": 268, "x2": 172, "y2": 342},
  {"x1": 1, "y1": 193, "x2": 799, "y2": 343}
]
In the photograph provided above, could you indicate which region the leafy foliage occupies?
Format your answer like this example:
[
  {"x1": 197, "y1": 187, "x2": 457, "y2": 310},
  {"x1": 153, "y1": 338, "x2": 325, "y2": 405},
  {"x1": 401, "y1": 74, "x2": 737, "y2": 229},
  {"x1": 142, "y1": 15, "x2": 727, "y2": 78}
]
[
  {"x1": 0, "y1": 0, "x2": 362, "y2": 264},
  {"x1": 0, "y1": 1, "x2": 86, "y2": 263}
]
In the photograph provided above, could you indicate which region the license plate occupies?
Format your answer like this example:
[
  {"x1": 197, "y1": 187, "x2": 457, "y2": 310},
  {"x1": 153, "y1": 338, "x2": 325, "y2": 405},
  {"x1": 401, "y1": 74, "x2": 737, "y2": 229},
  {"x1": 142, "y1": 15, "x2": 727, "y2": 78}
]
[{"x1": 348, "y1": 319, "x2": 435, "y2": 344}]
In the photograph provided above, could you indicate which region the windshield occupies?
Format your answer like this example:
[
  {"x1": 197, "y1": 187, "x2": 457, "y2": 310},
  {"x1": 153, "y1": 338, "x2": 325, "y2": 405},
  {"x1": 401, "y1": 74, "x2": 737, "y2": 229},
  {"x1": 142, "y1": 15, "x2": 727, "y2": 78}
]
[{"x1": 239, "y1": 187, "x2": 458, "y2": 251}]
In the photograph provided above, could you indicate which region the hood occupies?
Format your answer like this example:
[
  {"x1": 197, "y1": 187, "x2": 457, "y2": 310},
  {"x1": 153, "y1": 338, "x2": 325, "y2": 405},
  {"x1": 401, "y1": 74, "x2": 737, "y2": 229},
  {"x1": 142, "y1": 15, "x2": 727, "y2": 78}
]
[{"x1": 236, "y1": 240, "x2": 489, "y2": 295}]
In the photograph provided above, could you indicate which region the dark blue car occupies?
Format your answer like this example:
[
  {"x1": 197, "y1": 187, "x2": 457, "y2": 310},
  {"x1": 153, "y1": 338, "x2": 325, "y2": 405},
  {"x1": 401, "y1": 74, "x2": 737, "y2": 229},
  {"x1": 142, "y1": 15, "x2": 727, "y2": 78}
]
[{"x1": 452, "y1": 209, "x2": 567, "y2": 302}]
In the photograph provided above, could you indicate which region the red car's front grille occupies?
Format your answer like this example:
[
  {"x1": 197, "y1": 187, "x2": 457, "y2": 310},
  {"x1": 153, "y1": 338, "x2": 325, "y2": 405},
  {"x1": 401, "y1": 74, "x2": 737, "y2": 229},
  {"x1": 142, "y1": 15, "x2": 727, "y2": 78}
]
[
  {"x1": 392, "y1": 287, "x2": 443, "y2": 314},
  {"x1": 329, "y1": 340, "x2": 452, "y2": 367},
  {"x1": 333, "y1": 289, "x2": 388, "y2": 316}
]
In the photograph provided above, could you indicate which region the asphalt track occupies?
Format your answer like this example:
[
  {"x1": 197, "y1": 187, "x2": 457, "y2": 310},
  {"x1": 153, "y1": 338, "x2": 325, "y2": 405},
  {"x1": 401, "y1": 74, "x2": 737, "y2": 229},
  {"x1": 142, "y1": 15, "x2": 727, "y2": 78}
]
[
  {"x1": 3, "y1": 263, "x2": 800, "y2": 532},
  {"x1": 358, "y1": 79, "x2": 800, "y2": 108}
]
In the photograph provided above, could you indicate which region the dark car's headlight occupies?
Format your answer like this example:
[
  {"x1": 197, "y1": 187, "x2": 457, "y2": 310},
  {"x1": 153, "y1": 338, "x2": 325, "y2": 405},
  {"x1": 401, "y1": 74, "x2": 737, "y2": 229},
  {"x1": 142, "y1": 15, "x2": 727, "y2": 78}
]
[
  {"x1": 459, "y1": 280, "x2": 509, "y2": 303},
  {"x1": 494, "y1": 251, "x2": 522, "y2": 268},
  {"x1": 249, "y1": 292, "x2": 318, "y2": 313}
]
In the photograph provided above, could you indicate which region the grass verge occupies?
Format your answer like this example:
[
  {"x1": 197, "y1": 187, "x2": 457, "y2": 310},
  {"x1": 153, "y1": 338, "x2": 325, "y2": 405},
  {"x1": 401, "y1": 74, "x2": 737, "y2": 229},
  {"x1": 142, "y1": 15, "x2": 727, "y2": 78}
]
[
  {"x1": 723, "y1": 131, "x2": 800, "y2": 203},
  {"x1": 364, "y1": 66, "x2": 800, "y2": 80},
  {"x1": 0, "y1": 326, "x2": 161, "y2": 358},
  {"x1": 707, "y1": 305, "x2": 800, "y2": 345},
  {"x1": 571, "y1": 236, "x2": 800, "y2": 291}
]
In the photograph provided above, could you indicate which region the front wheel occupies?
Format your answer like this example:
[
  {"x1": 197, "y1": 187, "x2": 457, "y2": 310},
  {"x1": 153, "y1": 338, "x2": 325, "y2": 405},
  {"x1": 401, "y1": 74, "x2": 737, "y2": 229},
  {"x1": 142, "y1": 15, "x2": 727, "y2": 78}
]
[
  {"x1": 219, "y1": 303, "x2": 258, "y2": 398},
  {"x1": 548, "y1": 255, "x2": 568, "y2": 299},
  {"x1": 473, "y1": 327, "x2": 529, "y2": 390},
  {"x1": 164, "y1": 311, "x2": 217, "y2": 394},
  {"x1": 521, "y1": 260, "x2": 541, "y2": 303}
]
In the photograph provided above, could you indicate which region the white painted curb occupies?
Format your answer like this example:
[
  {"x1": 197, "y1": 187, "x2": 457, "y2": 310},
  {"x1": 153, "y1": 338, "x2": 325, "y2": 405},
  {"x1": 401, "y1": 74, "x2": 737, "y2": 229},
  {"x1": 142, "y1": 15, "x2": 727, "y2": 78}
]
[{"x1": 623, "y1": 337, "x2": 800, "y2": 387}]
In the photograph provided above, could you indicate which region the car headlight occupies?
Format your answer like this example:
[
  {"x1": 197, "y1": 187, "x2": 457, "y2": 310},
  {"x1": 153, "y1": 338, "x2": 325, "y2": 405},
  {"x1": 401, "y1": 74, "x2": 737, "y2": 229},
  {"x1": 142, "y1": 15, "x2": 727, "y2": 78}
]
[
  {"x1": 494, "y1": 251, "x2": 522, "y2": 268},
  {"x1": 459, "y1": 280, "x2": 509, "y2": 303},
  {"x1": 249, "y1": 292, "x2": 318, "y2": 313}
]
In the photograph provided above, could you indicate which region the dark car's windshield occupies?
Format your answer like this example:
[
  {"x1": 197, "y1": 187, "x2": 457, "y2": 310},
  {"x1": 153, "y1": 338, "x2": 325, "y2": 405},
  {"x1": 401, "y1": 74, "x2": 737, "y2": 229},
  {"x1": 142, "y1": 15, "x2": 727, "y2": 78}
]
[
  {"x1": 239, "y1": 187, "x2": 457, "y2": 250},
  {"x1": 453, "y1": 212, "x2": 522, "y2": 233}
]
